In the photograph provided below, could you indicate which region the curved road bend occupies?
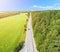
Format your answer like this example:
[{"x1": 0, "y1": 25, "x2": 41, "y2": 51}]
[{"x1": 19, "y1": 13, "x2": 37, "y2": 52}]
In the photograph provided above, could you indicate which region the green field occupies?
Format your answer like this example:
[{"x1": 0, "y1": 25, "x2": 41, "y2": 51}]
[
  {"x1": 32, "y1": 10, "x2": 60, "y2": 52},
  {"x1": 0, "y1": 13, "x2": 28, "y2": 52}
]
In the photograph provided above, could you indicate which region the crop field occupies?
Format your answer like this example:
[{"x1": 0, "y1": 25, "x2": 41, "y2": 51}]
[
  {"x1": 0, "y1": 12, "x2": 20, "y2": 18},
  {"x1": 0, "y1": 13, "x2": 28, "y2": 52},
  {"x1": 32, "y1": 10, "x2": 60, "y2": 52}
]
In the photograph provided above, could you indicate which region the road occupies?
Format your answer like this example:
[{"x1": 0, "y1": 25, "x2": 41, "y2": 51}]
[{"x1": 19, "y1": 13, "x2": 37, "y2": 52}]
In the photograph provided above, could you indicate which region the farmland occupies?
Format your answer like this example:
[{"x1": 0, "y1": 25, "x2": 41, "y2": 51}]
[
  {"x1": 32, "y1": 10, "x2": 60, "y2": 52},
  {"x1": 0, "y1": 13, "x2": 28, "y2": 52},
  {"x1": 0, "y1": 12, "x2": 20, "y2": 19}
]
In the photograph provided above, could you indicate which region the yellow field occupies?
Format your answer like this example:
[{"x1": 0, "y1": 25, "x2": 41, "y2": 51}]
[{"x1": 0, "y1": 13, "x2": 28, "y2": 52}]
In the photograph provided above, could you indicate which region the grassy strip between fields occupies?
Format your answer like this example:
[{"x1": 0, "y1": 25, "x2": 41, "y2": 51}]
[{"x1": 0, "y1": 13, "x2": 28, "y2": 52}]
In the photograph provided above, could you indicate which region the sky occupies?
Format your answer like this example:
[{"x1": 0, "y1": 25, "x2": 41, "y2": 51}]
[{"x1": 0, "y1": 0, "x2": 60, "y2": 11}]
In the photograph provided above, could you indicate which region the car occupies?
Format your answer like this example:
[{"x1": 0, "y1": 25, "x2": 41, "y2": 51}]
[{"x1": 28, "y1": 28, "x2": 30, "y2": 30}]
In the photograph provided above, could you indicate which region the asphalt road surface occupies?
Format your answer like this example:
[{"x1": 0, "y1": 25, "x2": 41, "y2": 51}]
[{"x1": 19, "y1": 13, "x2": 37, "y2": 52}]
